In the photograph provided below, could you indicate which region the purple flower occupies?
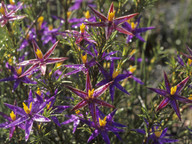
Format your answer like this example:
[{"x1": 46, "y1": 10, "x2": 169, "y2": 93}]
[
  {"x1": 148, "y1": 72, "x2": 192, "y2": 120},
  {"x1": 0, "y1": 1, "x2": 25, "y2": 27},
  {"x1": 0, "y1": 63, "x2": 36, "y2": 91},
  {"x1": 64, "y1": 53, "x2": 96, "y2": 76},
  {"x1": 96, "y1": 61, "x2": 131, "y2": 101},
  {"x1": 135, "y1": 123, "x2": 178, "y2": 144},
  {"x1": 80, "y1": 107, "x2": 125, "y2": 144},
  {"x1": 66, "y1": 72, "x2": 114, "y2": 123},
  {"x1": 122, "y1": 16, "x2": 155, "y2": 43},
  {"x1": 17, "y1": 41, "x2": 68, "y2": 77},
  {"x1": 86, "y1": 2, "x2": 138, "y2": 39},
  {"x1": 69, "y1": 0, "x2": 95, "y2": 11},
  {"x1": 4, "y1": 90, "x2": 54, "y2": 141}
]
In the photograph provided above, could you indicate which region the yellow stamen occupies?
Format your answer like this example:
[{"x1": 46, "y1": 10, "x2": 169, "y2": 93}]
[
  {"x1": 16, "y1": 67, "x2": 22, "y2": 75},
  {"x1": 130, "y1": 22, "x2": 137, "y2": 29},
  {"x1": 80, "y1": 23, "x2": 86, "y2": 33},
  {"x1": 36, "y1": 88, "x2": 41, "y2": 96},
  {"x1": 75, "y1": 110, "x2": 80, "y2": 114},
  {"x1": 84, "y1": 10, "x2": 90, "y2": 19},
  {"x1": 170, "y1": 86, "x2": 177, "y2": 95},
  {"x1": 23, "y1": 102, "x2": 32, "y2": 114},
  {"x1": 8, "y1": 58, "x2": 13, "y2": 64},
  {"x1": 67, "y1": 11, "x2": 72, "y2": 19},
  {"x1": 108, "y1": 11, "x2": 115, "y2": 21},
  {"x1": 112, "y1": 70, "x2": 120, "y2": 79},
  {"x1": 26, "y1": 33, "x2": 30, "y2": 40},
  {"x1": 187, "y1": 59, "x2": 192, "y2": 65},
  {"x1": 188, "y1": 94, "x2": 192, "y2": 100},
  {"x1": 129, "y1": 49, "x2": 136, "y2": 56},
  {"x1": 99, "y1": 116, "x2": 107, "y2": 127},
  {"x1": 88, "y1": 89, "x2": 94, "y2": 99},
  {"x1": 154, "y1": 130, "x2": 162, "y2": 137},
  {"x1": 0, "y1": 6, "x2": 5, "y2": 15},
  {"x1": 9, "y1": 0, "x2": 15, "y2": 5},
  {"x1": 48, "y1": 25, "x2": 53, "y2": 31},
  {"x1": 129, "y1": 65, "x2": 136, "y2": 73},
  {"x1": 46, "y1": 101, "x2": 51, "y2": 110},
  {"x1": 35, "y1": 49, "x2": 43, "y2": 59},
  {"x1": 127, "y1": 19, "x2": 131, "y2": 23},
  {"x1": 37, "y1": 16, "x2": 44, "y2": 30},
  {"x1": 56, "y1": 62, "x2": 62, "y2": 68},
  {"x1": 81, "y1": 53, "x2": 87, "y2": 64},
  {"x1": 10, "y1": 111, "x2": 16, "y2": 121}
]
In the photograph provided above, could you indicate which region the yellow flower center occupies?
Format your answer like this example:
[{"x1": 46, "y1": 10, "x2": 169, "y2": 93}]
[
  {"x1": 37, "y1": 16, "x2": 44, "y2": 30},
  {"x1": 10, "y1": 111, "x2": 16, "y2": 121},
  {"x1": 129, "y1": 65, "x2": 136, "y2": 73},
  {"x1": 112, "y1": 70, "x2": 120, "y2": 79},
  {"x1": 0, "y1": 6, "x2": 5, "y2": 15},
  {"x1": 170, "y1": 86, "x2": 177, "y2": 95},
  {"x1": 35, "y1": 49, "x2": 43, "y2": 59},
  {"x1": 36, "y1": 88, "x2": 41, "y2": 96},
  {"x1": 75, "y1": 110, "x2": 80, "y2": 114},
  {"x1": 16, "y1": 67, "x2": 22, "y2": 75},
  {"x1": 48, "y1": 25, "x2": 53, "y2": 31},
  {"x1": 46, "y1": 101, "x2": 51, "y2": 110},
  {"x1": 187, "y1": 59, "x2": 192, "y2": 65},
  {"x1": 9, "y1": 0, "x2": 15, "y2": 5},
  {"x1": 81, "y1": 53, "x2": 87, "y2": 64},
  {"x1": 108, "y1": 11, "x2": 115, "y2": 21},
  {"x1": 130, "y1": 22, "x2": 137, "y2": 29},
  {"x1": 88, "y1": 89, "x2": 94, "y2": 99},
  {"x1": 84, "y1": 10, "x2": 90, "y2": 19},
  {"x1": 129, "y1": 49, "x2": 136, "y2": 56},
  {"x1": 154, "y1": 130, "x2": 162, "y2": 137},
  {"x1": 56, "y1": 62, "x2": 62, "y2": 68},
  {"x1": 99, "y1": 116, "x2": 107, "y2": 127},
  {"x1": 188, "y1": 94, "x2": 192, "y2": 100},
  {"x1": 67, "y1": 11, "x2": 72, "y2": 19},
  {"x1": 80, "y1": 23, "x2": 86, "y2": 33},
  {"x1": 23, "y1": 102, "x2": 32, "y2": 114}
]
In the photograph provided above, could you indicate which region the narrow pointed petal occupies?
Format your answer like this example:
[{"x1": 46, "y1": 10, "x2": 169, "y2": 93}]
[
  {"x1": 85, "y1": 21, "x2": 107, "y2": 27},
  {"x1": 13, "y1": 79, "x2": 21, "y2": 91},
  {"x1": 44, "y1": 41, "x2": 58, "y2": 59},
  {"x1": 97, "y1": 62, "x2": 110, "y2": 78},
  {"x1": 135, "y1": 34, "x2": 145, "y2": 42},
  {"x1": 156, "y1": 98, "x2": 170, "y2": 111},
  {"x1": 131, "y1": 76, "x2": 144, "y2": 84},
  {"x1": 17, "y1": 59, "x2": 39, "y2": 66},
  {"x1": 107, "y1": 2, "x2": 114, "y2": 17},
  {"x1": 110, "y1": 60, "x2": 114, "y2": 77},
  {"x1": 106, "y1": 25, "x2": 114, "y2": 39},
  {"x1": 115, "y1": 26, "x2": 134, "y2": 36},
  {"x1": 64, "y1": 69, "x2": 81, "y2": 76},
  {"x1": 88, "y1": 103, "x2": 97, "y2": 123},
  {"x1": 0, "y1": 112, "x2": 11, "y2": 121},
  {"x1": 170, "y1": 100, "x2": 181, "y2": 120},
  {"x1": 28, "y1": 90, "x2": 33, "y2": 106},
  {"x1": 65, "y1": 64, "x2": 82, "y2": 68},
  {"x1": 94, "y1": 82, "x2": 112, "y2": 98},
  {"x1": 33, "y1": 114, "x2": 51, "y2": 122},
  {"x1": 65, "y1": 85, "x2": 87, "y2": 99},
  {"x1": 88, "y1": 6, "x2": 107, "y2": 21},
  {"x1": 94, "y1": 99, "x2": 115, "y2": 108},
  {"x1": 9, "y1": 127, "x2": 16, "y2": 140},
  {"x1": 109, "y1": 85, "x2": 115, "y2": 102},
  {"x1": 96, "y1": 79, "x2": 109, "y2": 87},
  {"x1": 71, "y1": 100, "x2": 88, "y2": 111},
  {"x1": 4, "y1": 103, "x2": 25, "y2": 116},
  {"x1": 45, "y1": 57, "x2": 68, "y2": 64},
  {"x1": 148, "y1": 88, "x2": 168, "y2": 97},
  {"x1": 160, "y1": 128, "x2": 168, "y2": 138},
  {"x1": 115, "y1": 83, "x2": 129, "y2": 95},
  {"x1": 160, "y1": 138, "x2": 179, "y2": 143},
  {"x1": 51, "y1": 116, "x2": 61, "y2": 127},
  {"x1": 164, "y1": 72, "x2": 171, "y2": 93},
  {"x1": 174, "y1": 94, "x2": 192, "y2": 103},
  {"x1": 115, "y1": 74, "x2": 131, "y2": 82},
  {"x1": 107, "y1": 109, "x2": 117, "y2": 121},
  {"x1": 86, "y1": 72, "x2": 92, "y2": 93},
  {"x1": 114, "y1": 13, "x2": 139, "y2": 25},
  {"x1": 19, "y1": 63, "x2": 39, "y2": 78},
  {"x1": 176, "y1": 76, "x2": 189, "y2": 94},
  {"x1": 73, "y1": 119, "x2": 80, "y2": 133},
  {"x1": 5, "y1": 116, "x2": 29, "y2": 129},
  {"x1": 40, "y1": 64, "x2": 46, "y2": 75},
  {"x1": 88, "y1": 129, "x2": 99, "y2": 143},
  {"x1": 25, "y1": 119, "x2": 33, "y2": 141},
  {"x1": 101, "y1": 131, "x2": 110, "y2": 144},
  {"x1": 0, "y1": 76, "x2": 15, "y2": 82}
]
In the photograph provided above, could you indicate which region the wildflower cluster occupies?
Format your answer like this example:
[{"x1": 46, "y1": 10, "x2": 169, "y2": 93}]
[{"x1": 0, "y1": 0, "x2": 192, "y2": 144}]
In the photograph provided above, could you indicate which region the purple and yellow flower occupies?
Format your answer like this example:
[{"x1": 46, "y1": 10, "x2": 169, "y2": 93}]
[
  {"x1": 97, "y1": 61, "x2": 131, "y2": 101},
  {"x1": 0, "y1": 63, "x2": 36, "y2": 91},
  {"x1": 80, "y1": 107, "x2": 125, "y2": 144},
  {"x1": 17, "y1": 41, "x2": 68, "y2": 77},
  {"x1": 4, "y1": 90, "x2": 54, "y2": 141},
  {"x1": 0, "y1": 1, "x2": 25, "y2": 27},
  {"x1": 66, "y1": 72, "x2": 114, "y2": 123},
  {"x1": 86, "y1": 2, "x2": 138, "y2": 39},
  {"x1": 122, "y1": 16, "x2": 155, "y2": 43},
  {"x1": 148, "y1": 72, "x2": 192, "y2": 120}
]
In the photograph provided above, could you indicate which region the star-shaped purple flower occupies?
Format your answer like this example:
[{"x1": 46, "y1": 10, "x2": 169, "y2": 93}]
[
  {"x1": 86, "y1": 2, "x2": 138, "y2": 39},
  {"x1": 80, "y1": 107, "x2": 125, "y2": 144},
  {"x1": 66, "y1": 72, "x2": 114, "y2": 123},
  {"x1": 4, "y1": 90, "x2": 54, "y2": 141},
  {"x1": 0, "y1": 1, "x2": 25, "y2": 27},
  {"x1": 0, "y1": 63, "x2": 36, "y2": 91},
  {"x1": 148, "y1": 72, "x2": 192, "y2": 120},
  {"x1": 122, "y1": 16, "x2": 155, "y2": 43},
  {"x1": 17, "y1": 40, "x2": 68, "y2": 77}
]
